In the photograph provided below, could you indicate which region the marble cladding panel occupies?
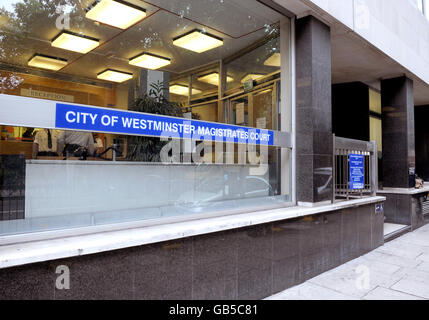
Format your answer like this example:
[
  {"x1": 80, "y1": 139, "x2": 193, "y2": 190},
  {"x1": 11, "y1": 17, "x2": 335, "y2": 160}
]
[
  {"x1": 379, "y1": 192, "x2": 429, "y2": 231},
  {"x1": 236, "y1": 224, "x2": 273, "y2": 300},
  {"x1": 341, "y1": 207, "x2": 360, "y2": 263},
  {"x1": 411, "y1": 194, "x2": 427, "y2": 230},
  {"x1": 296, "y1": 15, "x2": 333, "y2": 204},
  {"x1": 312, "y1": 155, "x2": 333, "y2": 203},
  {"x1": 133, "y1": 239, "x2": 193, "y2": 300},
  {"x1": 395, "y1": 194, "x2": 413, "y2": 226},
  {"x1": 0, "y1": 203, "x2": 383, "y2": 300},
  {"x1": 382, "y1": 193, "x2": 397, "y2": 223},
  {"x1": 192, "y1": 230, "x2": 238, "y2": 300},
  {"x1": 358, "y1": 205, "x2": 373, "y2": 255},
  {"x1": 381, "y1": 76, "x2": 415, "y2": 189},
  {"x1": 272, "y1": 219, "x2": 301, "y2": 293},
  {"x1": 371, "y1": 204, "x2": 385, "y2": 249}
]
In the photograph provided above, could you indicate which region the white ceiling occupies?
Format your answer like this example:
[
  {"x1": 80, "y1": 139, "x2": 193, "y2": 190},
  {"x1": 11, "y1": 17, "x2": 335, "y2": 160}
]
[
  {"x1": 330, "y1": 22, "x2": 429, "y2": 105},
  {"x1": 0, "y1": 0, "x2": 282, "y2": 85},
  {"x1": 274, "y1": 0, "x2": 429, "y2": 105}
]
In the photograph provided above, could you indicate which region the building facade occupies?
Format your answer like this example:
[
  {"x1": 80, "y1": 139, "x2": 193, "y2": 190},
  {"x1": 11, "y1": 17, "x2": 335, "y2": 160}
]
[{"x1": 0, "y1": 0, "x2": 427, "y2": 299}]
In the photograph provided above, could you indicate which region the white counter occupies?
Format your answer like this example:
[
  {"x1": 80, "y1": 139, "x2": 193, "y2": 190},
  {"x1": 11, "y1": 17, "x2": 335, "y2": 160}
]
[{"x1": 377, "y1": 183, "x2": 429, "y2": 195}]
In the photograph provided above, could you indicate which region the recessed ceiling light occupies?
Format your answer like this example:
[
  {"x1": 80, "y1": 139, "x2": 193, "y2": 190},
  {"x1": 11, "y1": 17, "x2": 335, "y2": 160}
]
[
  {"x1": 264, "y1": 52, "x2": 281, "y2": 67},
  {"x1": 129, "y1": 52, "x2": 171, "y2": 70},
  {"x1": 28, "y1": 54, "x2": 68, "y2": 71},
  {"x1": 86, "y1": 0, "x2": 147, "y2": 30},
  {"x1": 51, "y1": 30, "x2": 99, "y2": 54},
  {"x1": 169, "y1": 84, "x2": 202, "y2": 96},
  {"x1": 173, "y1": 29, "x2": 223, "y2": 53},
  {"x1": 197, "y1": 72, "x2": 234, "y2": 86},
  {"x1": 97, "y1": 69, "x2": 133, "y2": 83},
  {"x1": 241, "y1": 74, "x2": 265, "y2": 83}
]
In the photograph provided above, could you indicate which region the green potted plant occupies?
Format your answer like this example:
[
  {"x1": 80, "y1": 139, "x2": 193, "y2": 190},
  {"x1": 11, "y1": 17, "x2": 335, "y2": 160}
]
[{"x1": 126, "y1": 81, "x2": 183, "y2": 162}]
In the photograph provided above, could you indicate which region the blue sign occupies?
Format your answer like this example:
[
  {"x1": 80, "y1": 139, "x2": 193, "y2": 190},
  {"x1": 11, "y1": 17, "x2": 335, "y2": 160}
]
[
  {"x1": 349, "y1": 154, "x2": 364, "y2": 190},
  {"x1": 55, "y1": 103, "x2": 274, "y2": 146}
]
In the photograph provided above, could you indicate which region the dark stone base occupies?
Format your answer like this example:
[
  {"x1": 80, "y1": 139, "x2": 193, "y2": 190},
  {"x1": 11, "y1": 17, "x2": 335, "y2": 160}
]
[
  {"x1": 0, "y1": 202, "x2": 384, "y2": 300},
  {"x1": 379, "y1": 192, "x2": 429, "y2": 230}
]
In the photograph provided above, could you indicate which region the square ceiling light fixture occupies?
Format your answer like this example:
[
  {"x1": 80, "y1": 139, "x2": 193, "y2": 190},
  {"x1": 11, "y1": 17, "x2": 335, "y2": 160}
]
[
  {"x1": 86, "y1": 0, "x2": 146, "y2": 29},
  {"x1": 28, "y1": 54, "x2": 68, "y2": 71},
  {"x1": 97, "y1": 69, "x2": 133, "y2": 83},
  {"x1": 241, "y1": 74, "x2": 265, "y2": 83},
  {"x1": 264, "y1": 52, "x2": 280, "y2": 67},
  {"x1": 129, "y1": 52, "x2": 171, "y2": 70},
  {"x1": 51, "y1": 30, "x2": 99, "y2": 54},
  {"x1": 197, "y1": 72, "x2": 233, "y2": 86},
  {"x1": 169, "y1": 84, "x2": 202, "y2": 96},
  {"x1": 173, "y1": 29, "x2": 223, "y2": 53}
]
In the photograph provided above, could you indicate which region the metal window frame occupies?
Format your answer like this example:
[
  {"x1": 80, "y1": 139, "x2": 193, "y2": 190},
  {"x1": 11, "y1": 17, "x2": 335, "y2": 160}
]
[{"x1": 0, "y1": 1, "x2": 297, "y2": 245}]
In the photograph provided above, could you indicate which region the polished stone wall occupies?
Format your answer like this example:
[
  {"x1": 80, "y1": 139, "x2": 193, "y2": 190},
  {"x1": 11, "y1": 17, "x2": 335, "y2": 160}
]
[
  {"x1": 0, "y1": 155, "x2": 25, "y2": 221},
  {"x1": 295, "y1": 15, "x2": 333, "y2": 204},
  {"x1": 381, "y1": 76, "x2": 415, "y2": 188},
  {"x1": 0, "y1": 202, "x2": 384, "y2": 300},
  {"x1": 382, "y1": 192, "x2": 428, "y2": 230},
  {"x1": 415, "y1": 105, "x2": 429, "y2": 181}
]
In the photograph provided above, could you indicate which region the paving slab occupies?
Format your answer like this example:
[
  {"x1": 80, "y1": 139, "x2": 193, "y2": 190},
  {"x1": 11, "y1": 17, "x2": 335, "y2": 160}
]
[
  {"x1": 390, "y1": 278, "x2": 429, "y2": 299},
  {"x1": 267, "y1": 282, "x2": 357, "y2": 300},
  {"x1": 416, "y1": 262, "x2": 429, "y2": 273},
  {"x1": 362, "y1": 286, "x2": 425, "y2": 300}
]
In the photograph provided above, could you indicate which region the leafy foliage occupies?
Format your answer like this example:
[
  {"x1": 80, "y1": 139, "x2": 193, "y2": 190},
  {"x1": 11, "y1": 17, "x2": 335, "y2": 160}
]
[{"x1": 126, "y1": 81, "x2": 183, "y2": 162}]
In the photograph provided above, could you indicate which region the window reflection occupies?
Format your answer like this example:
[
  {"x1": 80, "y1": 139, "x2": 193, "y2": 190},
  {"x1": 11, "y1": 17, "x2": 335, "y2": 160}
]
[{"x1": 0, "y1": 0, "x2": 291, "y2": 235}]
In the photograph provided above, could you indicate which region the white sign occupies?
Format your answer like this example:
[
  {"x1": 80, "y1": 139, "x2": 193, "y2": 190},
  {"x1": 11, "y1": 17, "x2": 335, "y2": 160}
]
[
  {"x1": 256, "y1": 117, "x2": 266, "y2": 129},
  {"x1": 21, "y1": 89, "x2": 74, "y2": 103},
  {"x1": 236, "y1": 103, "x2": 245, "y2": 124}
]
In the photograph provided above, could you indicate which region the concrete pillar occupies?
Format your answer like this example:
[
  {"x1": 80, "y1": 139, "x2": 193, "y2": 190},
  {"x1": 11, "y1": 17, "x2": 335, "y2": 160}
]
[
  {"x1": 128, "y1": 70, "x2": 170, "y2": 107},
  {"x1": 381, "y1": 76, "x2": 415, "y2": 188},
  {"x1": 295, "y1": 15, "x2": 333, "y2": 204}
]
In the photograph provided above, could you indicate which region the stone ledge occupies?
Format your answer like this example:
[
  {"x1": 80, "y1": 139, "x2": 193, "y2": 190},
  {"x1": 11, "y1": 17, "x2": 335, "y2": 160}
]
[{"x1": 0, "y1": 196, "x2": 385, "y2": 269}]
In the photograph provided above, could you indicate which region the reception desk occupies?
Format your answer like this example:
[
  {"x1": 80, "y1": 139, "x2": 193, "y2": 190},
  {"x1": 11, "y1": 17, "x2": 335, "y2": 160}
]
[{"x1": 0, "y1": 140, "x2": 33, "y2": 159}]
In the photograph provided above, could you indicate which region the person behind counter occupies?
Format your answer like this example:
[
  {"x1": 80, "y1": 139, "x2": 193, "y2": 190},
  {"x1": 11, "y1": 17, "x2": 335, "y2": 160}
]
[
  {"x1": 57, "y1": 130, "x2": 95, "y2": 160},
  {"x1": 32, "y1": 128, "x2": 61, "y2": 158},
  {"x1": 93, "y1": 132, "x2": 104, "y2": 156},
  {"x1": 22, "y1": 127, "x2": 35, "y2": 142}
]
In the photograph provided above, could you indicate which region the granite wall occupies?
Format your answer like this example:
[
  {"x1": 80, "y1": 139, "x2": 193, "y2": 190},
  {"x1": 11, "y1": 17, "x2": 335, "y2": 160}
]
[
  {"x1": 0, "y1": 202, "x2": 384, "y2": 300},
  {"x1": 381, "y1": 192, "x2": 428, "y2": 230}
]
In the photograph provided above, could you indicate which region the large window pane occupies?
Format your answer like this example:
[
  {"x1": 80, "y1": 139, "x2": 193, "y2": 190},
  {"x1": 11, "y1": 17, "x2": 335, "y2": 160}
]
[{"x1": 0, "y1": 0, "x2": 292, "y2": 236}]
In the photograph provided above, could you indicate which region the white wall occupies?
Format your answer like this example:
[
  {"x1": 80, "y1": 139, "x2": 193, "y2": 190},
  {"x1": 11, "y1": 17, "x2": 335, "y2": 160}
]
[{"x1": 276, "y1": 0, "x2": 429, "y2": 86}]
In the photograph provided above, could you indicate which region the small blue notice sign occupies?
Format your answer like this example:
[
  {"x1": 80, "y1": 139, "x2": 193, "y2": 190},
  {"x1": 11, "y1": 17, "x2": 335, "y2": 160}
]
[{"x1": 349, "y1": 154, "x2": 364, "y2": 190}]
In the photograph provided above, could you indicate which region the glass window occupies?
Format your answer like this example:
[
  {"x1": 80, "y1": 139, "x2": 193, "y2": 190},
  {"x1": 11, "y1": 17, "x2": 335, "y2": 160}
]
[
  {"x1": 369, "y1": 88, "x2": 381, "y2": 114},
  {"x1": 0, "y1": 0, "x2": 292, "y2": 237},
  {"x1": 370, "y1": 116, "x2": 382, "y2": 152}
]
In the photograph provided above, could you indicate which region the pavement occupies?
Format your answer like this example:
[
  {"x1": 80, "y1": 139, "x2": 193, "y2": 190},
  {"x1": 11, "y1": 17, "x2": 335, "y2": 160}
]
[{"x1": 266, "y1": 223, "x2": 429, "y2": 300}]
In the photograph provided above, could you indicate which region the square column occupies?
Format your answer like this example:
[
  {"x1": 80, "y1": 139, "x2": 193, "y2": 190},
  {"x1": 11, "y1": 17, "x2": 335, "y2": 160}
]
[
  {"x1": 381, "y1": 76, "x2": 415, "y2": 188},
  {"x1": 295, "y1": 15, "x2": 333, "y2": 204}
]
